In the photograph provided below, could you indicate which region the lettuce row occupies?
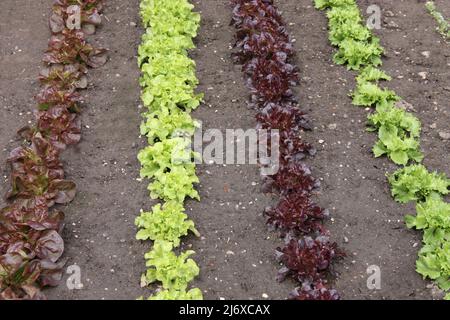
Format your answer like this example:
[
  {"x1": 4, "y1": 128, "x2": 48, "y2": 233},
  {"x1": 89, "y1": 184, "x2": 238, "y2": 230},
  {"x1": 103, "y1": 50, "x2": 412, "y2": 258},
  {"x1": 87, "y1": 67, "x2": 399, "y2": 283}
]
[
  {"x1": 390, "y1": 166, "x2": 450, "y2": 292},
  {"x1": 136, "y1": 0, "x2": 203, "y2": 300},
  {"x1": 136, "y1": 202, "x2": 200, "y2": 247},
  {"x1": 388, "y1": 165, "x2": 449, "y2": 204},
  {"x1": 231, "y1": 0, "x2": 342, "y2": 299},
  {"x1": 317, "y1": 0, "x2": 421, "y2": 165},
  {"x1": 0, "y1": 0, "x2": 107, "y2": 300},
  {"x1": 425, "y1": 1, "x2": 450, "y2": 40},
  {"x1": 316, "y1": 0, "x2": 450, "y2": 298}
]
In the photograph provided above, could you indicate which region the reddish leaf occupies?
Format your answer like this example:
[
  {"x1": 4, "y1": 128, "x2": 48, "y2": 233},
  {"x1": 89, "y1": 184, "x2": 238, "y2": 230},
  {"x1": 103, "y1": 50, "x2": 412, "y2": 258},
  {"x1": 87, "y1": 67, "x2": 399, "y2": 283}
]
[
  {"x1": 35, "y1": 230, "x2": 64, "y2": 263},
  {"x1": 231, "y1": 0, "x2": 341, "y2": 300},
  {"x1": 36, "y1": 106, "x2": 82, "y2": 150},
  {"x1": 290, "y1": 281, "x2": 340, "y2": 300},
  {"x1": 276, "y1": 236, "x2": 342, "y2": 283},
  {"x1": 1, "y1": 0, "x2": 105, "y2": 299},
  {"x1": 266, "y1": 193, "x2": 329, "y2": 235},
  {"x1": 48, "y1": 179, "x2": 76, "y2": 205},
  {"x1": 39, "y1": 258, "x2": 66, "y2": 287}
]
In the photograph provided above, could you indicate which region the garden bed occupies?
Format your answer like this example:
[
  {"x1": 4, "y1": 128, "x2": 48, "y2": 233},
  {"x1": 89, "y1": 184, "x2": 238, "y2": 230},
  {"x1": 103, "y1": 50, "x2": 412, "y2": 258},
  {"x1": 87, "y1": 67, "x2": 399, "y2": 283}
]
[{"x1": 0, "y1": 0, "x2": 448, "y2": 300}]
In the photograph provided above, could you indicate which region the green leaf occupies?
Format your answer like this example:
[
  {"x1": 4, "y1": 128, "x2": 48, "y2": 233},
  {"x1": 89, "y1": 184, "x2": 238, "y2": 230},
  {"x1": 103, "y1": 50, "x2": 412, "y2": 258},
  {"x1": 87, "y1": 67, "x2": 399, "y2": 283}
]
[
  {"x1": 436, "y1": 276, "x2": 450, "y2": 291},
  {"x1": 390, "y1": 150, "x2": 408, "y2": 166},
  {"x1": 352, "y1": 82, "x2": 400, "y2": 107},
  {"x1": 388, "y1": 165, "x2": 450, "y2": 203},
  {"x1": 356, "y1": 66, "x2": 391, "y2": 84},
  {"x1": 314, "y1": 0, "x2": 330, "y2": 10},
  {"x1": 138, "y1": 137, "x2": 196, "y2": 179},
  {"x1": 368, "y1": 107, "x2": 423, "y2": 165},
  {"x1": 333, "y1": 38, "x2": 383, "y2": 70},
  {"x1": 148, "y1": 165, "x2": 200, "y2": 203},
  {"x1": 408, "y1": 197, "x2": 450, "y2": 231},
  {"x1": 373, "y1": 140, "x2": 387, "y2": 157},
  {"x1": 147, "y1": 288, "x2": 203, "y2": 300},
  {"x1": 140, "y1": 108, "x2": 198, "y2": 145},
  {"x1": 405, "y1": 215, "x2": 417, "y2": 229},
  {"x1": 416, "y1": 227, "x2": 450, "y2": 287},
  {"x1": 135, "y1": 201, "x2": 200, "y2": 247},
  {"x1": 142, "y1": 240, "x2": 200, "y2": 291},
  {"x1": 378, "y1": 124, "x2": 397, "y2": 146},
  {"x1": 140, "y1": 0, "x2": 200, "y2": 37},
  {"x1": 417, "y1": 254, "x2": 442, "y2": 280}
]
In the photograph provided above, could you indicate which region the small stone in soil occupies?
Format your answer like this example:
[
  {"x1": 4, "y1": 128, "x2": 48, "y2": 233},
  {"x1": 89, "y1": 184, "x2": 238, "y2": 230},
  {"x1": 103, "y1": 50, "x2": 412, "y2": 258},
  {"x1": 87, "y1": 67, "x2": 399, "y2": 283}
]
[
  {"x1": 418, "y1": 72, "x2": 428, "y2": 80},
  {"x1": 438, "y1": 131, "x2": 450, "y2": 140},
  {"x1": 421, "y1": 51, "x2": 430, "y2": 58}
]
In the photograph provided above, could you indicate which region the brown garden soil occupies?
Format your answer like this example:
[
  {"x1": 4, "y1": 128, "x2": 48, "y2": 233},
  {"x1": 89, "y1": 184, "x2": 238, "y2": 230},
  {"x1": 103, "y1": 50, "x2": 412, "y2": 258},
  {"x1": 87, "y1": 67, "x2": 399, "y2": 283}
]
[{"x1": 0, "y1": 0, "x2": 448, "y2": 300}]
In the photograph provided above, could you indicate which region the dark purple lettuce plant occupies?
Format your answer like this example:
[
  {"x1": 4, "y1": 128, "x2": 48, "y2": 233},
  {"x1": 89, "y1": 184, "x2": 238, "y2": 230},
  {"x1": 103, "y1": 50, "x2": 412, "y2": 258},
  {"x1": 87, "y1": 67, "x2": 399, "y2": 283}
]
[
  {"x1": 231, "y1": 0, "x2": 342, "y2": 300},
  {"x1": 276, "y1": 236, "x2": 341, "y2": 283},
  {"x1": 265, "y1": 193, "x2": 328, "y2": 235}
]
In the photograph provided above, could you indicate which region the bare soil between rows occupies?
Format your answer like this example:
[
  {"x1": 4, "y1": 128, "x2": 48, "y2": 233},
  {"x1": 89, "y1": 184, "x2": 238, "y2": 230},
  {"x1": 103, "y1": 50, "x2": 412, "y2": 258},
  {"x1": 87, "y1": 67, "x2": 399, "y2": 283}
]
[{"x1": 0, "y1": 0, "x2": 448, "y2": 300}]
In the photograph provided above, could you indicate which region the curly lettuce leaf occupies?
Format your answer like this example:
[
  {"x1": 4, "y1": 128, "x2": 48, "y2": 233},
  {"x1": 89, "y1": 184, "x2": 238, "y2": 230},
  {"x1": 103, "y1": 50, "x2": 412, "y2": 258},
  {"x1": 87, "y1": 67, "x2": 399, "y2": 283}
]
[
  {"x1": 145, "y1": 288, "x2": 203, "y2": 300},
  {"x1": 368, "y1": 106, "x2": 422, "y2": 165},
  {"x1": 388, "y1": 165, "x2": 450, "y2": 203},
  {"x1": 142, "y1": 240, "x2": 200, "y2": 291},
  {"x1": 405, "y1": 196, "x2": 450, "y2": 231},
  {"x1": 416, "y1": 227, "x2": 450, "y2": 291},
  {"x1": 135, "y1": 201, "x2": 199, "y2": 246}
]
